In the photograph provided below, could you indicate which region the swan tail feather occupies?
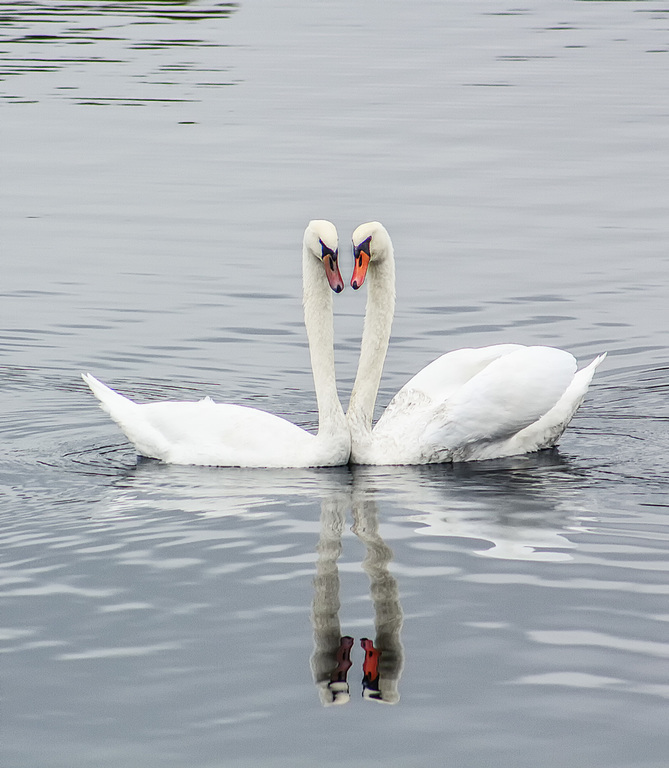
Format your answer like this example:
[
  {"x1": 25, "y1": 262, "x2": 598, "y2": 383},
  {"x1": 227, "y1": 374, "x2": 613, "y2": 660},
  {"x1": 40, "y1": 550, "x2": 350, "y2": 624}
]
[
  {"x1": 82, "y1": 373, "x2": 137, "y2": 419},
  {"x1": 82, "y1": 373, "x2": 169, "y2": 458},
  {"x1": 547, "y1": 351, "x2": 606, "y2": 428}
]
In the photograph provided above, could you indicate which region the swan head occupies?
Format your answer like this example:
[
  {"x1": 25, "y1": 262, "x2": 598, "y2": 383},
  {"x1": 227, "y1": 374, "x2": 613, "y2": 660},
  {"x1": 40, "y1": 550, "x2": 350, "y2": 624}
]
[
  {"x1": 351, "y1": 221, "x2": 391, "y2": 289},
  {"x1": 305, "y1": 219, "x2": 344, "y2": 293}
]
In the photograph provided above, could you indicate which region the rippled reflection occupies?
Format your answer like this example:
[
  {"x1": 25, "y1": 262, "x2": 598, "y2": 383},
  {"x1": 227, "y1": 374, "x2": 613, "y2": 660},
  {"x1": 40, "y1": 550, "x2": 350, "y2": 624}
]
[
  {"x1": 405, "y1": 456, "x2": 587, "y2": 563},
  {"x1": 1, "y1": 0, "x2": 237, "y2": 22},
  {"x1": 0, "y1": 0, "x2": 238, "y2": 105},
  {"x1": 311, "y1": 476, "x2": 404, "y2": 705},
  {"x1": 89, "y1": 449, "x2": 595, "y2": 566}
]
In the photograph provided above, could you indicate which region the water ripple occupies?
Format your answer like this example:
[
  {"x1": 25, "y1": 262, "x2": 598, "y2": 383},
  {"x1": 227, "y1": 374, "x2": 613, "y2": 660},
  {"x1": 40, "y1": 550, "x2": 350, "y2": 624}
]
[
  {"x1": 528, "y1": 630, "x2": 669, "y2": 659},
  {"x1": 0, "y1": 1, "x2": 238, "y2": 105},
  {"x1": 512, "y1": 672, "x2": 669, "y2": 700}
]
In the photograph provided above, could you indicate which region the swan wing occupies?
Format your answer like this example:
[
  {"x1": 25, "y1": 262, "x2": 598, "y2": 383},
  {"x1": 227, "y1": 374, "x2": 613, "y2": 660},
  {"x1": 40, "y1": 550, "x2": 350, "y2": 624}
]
[
  {"x1": 374, "y1": 344, "x2": 525, "y2": 435},
  {"x1": 395, "y1": 344, "x2": 526, "y2": 403},
  {"x1": 421, "y1": 346, "x2": 578, "y2": 457},
  {"x1": 139, "y1": 400, "x2": 320, "y2": 466}
]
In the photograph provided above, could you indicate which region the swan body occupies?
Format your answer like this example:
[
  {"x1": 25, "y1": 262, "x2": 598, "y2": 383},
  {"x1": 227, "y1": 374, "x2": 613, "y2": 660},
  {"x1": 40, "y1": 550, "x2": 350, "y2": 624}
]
[
  {"x1": 347, "y1": 221, "x2": 605, "y2": 466},
  {"x1": 83, "y1": 221, "x2": 350, "y2": 468}
]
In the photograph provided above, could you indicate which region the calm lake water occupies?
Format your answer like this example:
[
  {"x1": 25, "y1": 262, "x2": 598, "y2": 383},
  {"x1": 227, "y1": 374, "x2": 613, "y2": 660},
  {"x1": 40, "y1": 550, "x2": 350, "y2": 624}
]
[{"x1": 2, "y1": 1, "x2": 669, "y2": 766}]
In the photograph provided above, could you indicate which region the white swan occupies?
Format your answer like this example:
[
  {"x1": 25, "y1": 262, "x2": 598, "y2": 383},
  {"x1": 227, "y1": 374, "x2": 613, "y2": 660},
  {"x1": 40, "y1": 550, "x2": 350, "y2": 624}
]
[
  {"x1": 82, "y1": 220, "x2": 350, "y2": 468},
  {"x1": 346, "y1": 221, "x2": 605, "y2": 465}
]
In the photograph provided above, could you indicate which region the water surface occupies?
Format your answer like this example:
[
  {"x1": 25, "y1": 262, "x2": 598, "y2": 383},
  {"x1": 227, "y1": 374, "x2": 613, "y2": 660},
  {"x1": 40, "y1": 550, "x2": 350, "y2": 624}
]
[{"x1": 2, "y1": 1, "x2": 669, "y2": 766}]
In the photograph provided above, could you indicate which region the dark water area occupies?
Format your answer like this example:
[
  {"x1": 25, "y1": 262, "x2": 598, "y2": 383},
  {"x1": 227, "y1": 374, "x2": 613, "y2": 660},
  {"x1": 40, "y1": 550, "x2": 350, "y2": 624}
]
[{"x1": 2, "y1": 1, "x2": 669, "y2": 766}]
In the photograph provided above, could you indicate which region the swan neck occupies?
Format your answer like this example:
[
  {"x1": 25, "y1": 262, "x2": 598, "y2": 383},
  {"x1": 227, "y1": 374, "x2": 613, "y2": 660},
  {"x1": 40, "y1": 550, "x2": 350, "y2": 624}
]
[
  {"x1": 303, "y1": 245, "x2": 346, "y2": 436},
  {"x1": 348, "y1": 252, "x2": 396, "y2": 434}
]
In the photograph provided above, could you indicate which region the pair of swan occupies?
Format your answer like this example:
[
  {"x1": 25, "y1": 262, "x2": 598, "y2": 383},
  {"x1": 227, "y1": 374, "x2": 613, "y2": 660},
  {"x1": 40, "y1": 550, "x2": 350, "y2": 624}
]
[{"x1": 83, "y1": 220, "x2": 605, "y2": 467}]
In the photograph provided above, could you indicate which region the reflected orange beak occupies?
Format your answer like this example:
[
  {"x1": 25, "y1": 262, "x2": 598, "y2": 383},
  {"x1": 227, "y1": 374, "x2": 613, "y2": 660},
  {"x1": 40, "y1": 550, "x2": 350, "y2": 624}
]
[
  {"x1": 351, "y1": 246, "x2": 370, "y2": 290},
  {"x1": 323, "y1": 253, "x2": 345, "y2": 293}
]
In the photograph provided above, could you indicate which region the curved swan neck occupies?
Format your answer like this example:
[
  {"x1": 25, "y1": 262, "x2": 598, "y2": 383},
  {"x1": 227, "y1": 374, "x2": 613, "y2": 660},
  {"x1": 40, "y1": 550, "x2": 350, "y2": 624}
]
[
  {"x1": 348, "y1": 246, "x2": 396, "y2": 433},
  {"x1": 303, "y1": 244, "x2": 346, "y2": 436}
]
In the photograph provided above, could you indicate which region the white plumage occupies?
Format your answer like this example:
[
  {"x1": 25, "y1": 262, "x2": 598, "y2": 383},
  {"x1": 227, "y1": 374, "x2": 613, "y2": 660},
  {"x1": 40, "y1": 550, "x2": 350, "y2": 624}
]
[
  {"x1": 346, "y1": 221, "x2": 605, "y2": 465},
  {"x1": 82, "y1": 221, "x2": 350, "y2": 468}
]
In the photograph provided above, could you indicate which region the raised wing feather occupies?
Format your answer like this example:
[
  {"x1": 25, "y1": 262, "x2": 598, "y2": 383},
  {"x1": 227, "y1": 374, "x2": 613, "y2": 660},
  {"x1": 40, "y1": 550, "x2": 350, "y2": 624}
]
[
  {"x1": 422, "y1": 346, "x2": 577, "y2": 453},
  {"x1": 374, "y1": 344, "x2": 525, "y2": 437},
  {"x1": 397, "y1": 344, "x2": 526, "y2": 403}
]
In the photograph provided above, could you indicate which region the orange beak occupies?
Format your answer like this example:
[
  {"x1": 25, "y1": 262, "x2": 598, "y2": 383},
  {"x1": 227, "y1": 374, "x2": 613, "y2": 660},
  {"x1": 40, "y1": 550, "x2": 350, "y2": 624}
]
[
  {"x1": 323, "y1": 252, "x2": 345, "y2": 293},
  {"x1": 351, "y1": 245, "x2": 370, "y2": 290}
]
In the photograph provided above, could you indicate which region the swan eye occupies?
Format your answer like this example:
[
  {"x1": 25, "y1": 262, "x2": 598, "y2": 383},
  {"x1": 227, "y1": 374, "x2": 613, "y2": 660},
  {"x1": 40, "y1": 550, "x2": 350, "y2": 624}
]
[
  {"x1": 353, "y1": 235, "x2": 372, "y2": 265},
  {"x1": 319, "y1": 238, "x2": 338, "y2": 263}
]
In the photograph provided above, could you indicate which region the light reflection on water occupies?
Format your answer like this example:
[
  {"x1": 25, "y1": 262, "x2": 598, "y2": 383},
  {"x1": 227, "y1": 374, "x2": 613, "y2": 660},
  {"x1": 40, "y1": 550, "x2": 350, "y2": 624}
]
[
  {"x1": 2, "y1": 0, "x2": 669, "y2": 766},
  {"x1": 0, "y1": 0, "x2": 238, "y2": 106},
  {"x1": 3, "y1": 413, "x2": 669, "y2": 764}
]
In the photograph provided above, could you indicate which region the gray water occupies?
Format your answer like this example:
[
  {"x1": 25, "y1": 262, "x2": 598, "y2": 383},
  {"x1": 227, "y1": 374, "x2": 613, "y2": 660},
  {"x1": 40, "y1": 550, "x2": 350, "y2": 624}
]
[{"x1": 2, "y1": 1, "x2": 669, "y2": 766}]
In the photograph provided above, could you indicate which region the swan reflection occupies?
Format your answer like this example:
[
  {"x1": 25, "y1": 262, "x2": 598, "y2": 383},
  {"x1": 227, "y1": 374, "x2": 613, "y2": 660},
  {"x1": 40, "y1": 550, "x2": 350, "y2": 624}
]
[
  {"x1": 348, "y1": 452, "x2": 589, "y2": 563},
  {"x1": 311, "y1": 473, "x2": 404, "y2": 706},
  {"x1": 93, "y1": 447, "x2": 591, "y2": 568},
  {"x1": 86, "y1": 448, "x2": 594, "y2": 709}
]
